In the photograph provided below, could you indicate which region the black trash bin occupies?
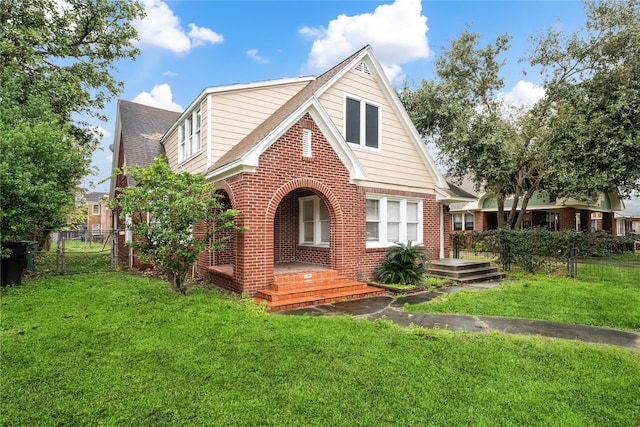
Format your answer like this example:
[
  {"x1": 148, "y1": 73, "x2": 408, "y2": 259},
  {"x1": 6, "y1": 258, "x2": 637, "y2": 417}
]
[{"x1": 1, "y1": 241, "x2": 29, "y2": 286}]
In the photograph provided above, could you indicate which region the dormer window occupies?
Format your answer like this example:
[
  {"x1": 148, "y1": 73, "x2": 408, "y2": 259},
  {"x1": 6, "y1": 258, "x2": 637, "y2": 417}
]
[
  {"x1": 345, "y1": 96, "x2": 380, "y2": 149},
  {"x1": 179, "y1": 108, "x2": 201, "y2": 163}
]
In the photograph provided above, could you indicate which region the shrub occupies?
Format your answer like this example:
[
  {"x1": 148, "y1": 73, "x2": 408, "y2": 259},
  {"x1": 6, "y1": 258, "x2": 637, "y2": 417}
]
[{"x1": 375, "y1": 242, "x2": 429, "y2": 285}]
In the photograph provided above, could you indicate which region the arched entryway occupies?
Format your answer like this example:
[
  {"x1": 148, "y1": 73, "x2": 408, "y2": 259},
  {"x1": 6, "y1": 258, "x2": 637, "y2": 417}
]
[{"x1": 266, "y1": 179, "x2": 345, "y2": 277}]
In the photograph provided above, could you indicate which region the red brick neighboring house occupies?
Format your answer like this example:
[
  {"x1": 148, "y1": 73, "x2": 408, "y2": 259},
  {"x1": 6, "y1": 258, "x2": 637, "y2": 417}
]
[
  {"x1": 445, "y1": 177, "x2": 625, "y2": 237},
  {"x1": 110, "y1": 46, "x2": 468, "y2": 307},
  {"x1": 85, "y1": 191, "x2": 110, "y2": 239}
]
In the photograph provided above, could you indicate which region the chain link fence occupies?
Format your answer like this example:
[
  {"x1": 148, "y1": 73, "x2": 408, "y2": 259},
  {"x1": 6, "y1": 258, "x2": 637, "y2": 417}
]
[{"x1": 31, "y1": 229, "x2": 118, "y2": 276}]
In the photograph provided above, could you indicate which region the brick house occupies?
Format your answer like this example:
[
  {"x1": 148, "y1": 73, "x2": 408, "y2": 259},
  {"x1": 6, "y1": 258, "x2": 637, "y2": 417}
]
[
  {"x1": 110, "y1": 46, "x2": 467, "y2": 308},
  {"x1": 445, "y1": 177, "x2": 625, "y2": 237},
  {"x1": 109, "y1": 100, "x2": 181, "y2": 267},
  {"x1": 85, "y1": 191, "x2": 110, "y2": 238}
]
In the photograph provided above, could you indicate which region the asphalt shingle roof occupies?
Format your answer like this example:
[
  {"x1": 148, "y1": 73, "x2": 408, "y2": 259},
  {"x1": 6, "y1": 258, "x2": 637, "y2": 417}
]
[{"x1": 118, "y1": 100, "x2": 181, "y2": 184}]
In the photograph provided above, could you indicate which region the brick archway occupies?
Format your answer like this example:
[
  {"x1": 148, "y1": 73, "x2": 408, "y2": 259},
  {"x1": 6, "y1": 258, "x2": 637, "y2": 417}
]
[{"x1": 265, "y1": 178, "x2": 345, "y2": 278}]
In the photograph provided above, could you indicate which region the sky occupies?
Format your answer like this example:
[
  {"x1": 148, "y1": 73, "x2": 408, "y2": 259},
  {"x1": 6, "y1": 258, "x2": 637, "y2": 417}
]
[{"x1": 86, "y1": 0, "x2": 588, "y2": 193}]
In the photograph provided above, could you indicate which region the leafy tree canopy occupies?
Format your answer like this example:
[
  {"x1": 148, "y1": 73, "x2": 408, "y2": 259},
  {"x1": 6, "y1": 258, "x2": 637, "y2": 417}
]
[
  {"x1": 0, "y1": 0, "x2": 144, "y2": 249},
  {"x1": 401, "y1": 0, "x2": 640, "y2": 228},
  {"x1": 1, "y1": 0, "x2": 144, "y2": 131},
  {"x1": 111, "y1": 157, "x2": 244, "y2": 294},
  {"x1": 0, "y1": 84, "x2": 92, "y2": 248}
]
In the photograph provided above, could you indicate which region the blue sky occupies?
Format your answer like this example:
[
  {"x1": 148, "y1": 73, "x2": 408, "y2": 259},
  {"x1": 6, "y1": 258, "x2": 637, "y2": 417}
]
[{"x1": 88, "y1": 0, "x2": 586, "y2": 192}]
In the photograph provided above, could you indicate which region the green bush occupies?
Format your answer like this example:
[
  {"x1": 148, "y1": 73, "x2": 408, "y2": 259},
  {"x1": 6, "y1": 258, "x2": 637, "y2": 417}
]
[{"x1": 375, "y1": 242, "x2": 429, "y2": 285}]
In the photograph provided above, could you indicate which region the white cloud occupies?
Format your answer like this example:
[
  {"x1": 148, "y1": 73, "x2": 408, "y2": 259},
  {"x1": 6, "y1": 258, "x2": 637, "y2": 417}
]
[
  {"x1": 301, "y1": 0, "x2": 429, "y2": 81},
  {"x1": 132, "y1": 84, "x2": 183, "y2": 112},
  {"x1": 247, "y1": 49, "x2": 270, "y2": 63},
  {"x1": 134, "y1": 0, "x2": 223, "y2": 54},
  {"x1": 188, "y1": 23, "x2": 224, "y2": 47},
  {"x1": 163, "y1": 71, "x2": 178, "y2": 77},
  {"x1": 91, "y1": 126, "x2": 112, "y2": 141},
  {"x1": 499, "y1": 81, "x2": 546, "y2": 110}
]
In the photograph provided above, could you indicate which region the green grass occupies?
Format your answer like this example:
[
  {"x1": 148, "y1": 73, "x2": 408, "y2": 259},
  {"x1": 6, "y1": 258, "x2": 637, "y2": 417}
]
[
  {"x1": 2, "y1": 271, "x2": 639, "y2": 426},
  {"x1": 406, "y1": 265, "x2": 640, "y2": 331}
]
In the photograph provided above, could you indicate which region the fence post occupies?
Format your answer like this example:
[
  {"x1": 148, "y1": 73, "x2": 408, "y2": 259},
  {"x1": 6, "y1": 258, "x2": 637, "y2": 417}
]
[
  {"x1": 500, "y1": 232, "x2": 511, "y2": 271},
  {"x1": 567, "y1": 236, "x2": 578, "y2": 278},
  {"x1": 453, "y1": 234, "x2": 460, "y2": 259}
]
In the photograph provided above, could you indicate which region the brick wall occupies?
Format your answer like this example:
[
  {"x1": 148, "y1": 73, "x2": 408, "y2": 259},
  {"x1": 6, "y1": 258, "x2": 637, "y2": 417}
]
[{"x1": 209, "y1": 114, "x2": 440, "y2": 296}]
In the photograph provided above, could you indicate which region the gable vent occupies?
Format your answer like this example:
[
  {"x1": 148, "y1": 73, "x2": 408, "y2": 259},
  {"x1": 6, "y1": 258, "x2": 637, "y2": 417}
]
[
  {"x1": 354, "y1": 61, "x2": 371, "y2": 75},
  {"x1": 302, "y1": 129, "x2": 312, "y2": 158}
]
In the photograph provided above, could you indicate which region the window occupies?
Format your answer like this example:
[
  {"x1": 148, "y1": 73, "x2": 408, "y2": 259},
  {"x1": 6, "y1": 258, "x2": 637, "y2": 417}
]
[
  {"x1": 366, "y1": 196, "x2": 423, "y2": 247},
  {"x1": 92, "y1": 204, "x2": 100, "y2": 215},
  {"x1": 299, "y1": 196, "x2": 330, "y2": 246},
  {"x1": 453, "y1": 213, "x2": 474, "y2": 231},
  {"x1": 178, "y1": 108, "x2": 201, "y2": 163},
  {"x1": 345, "y1": 96, "x2": 379, "y2": 149},
  {"x1": 92, "y1": 224, "x2": 100, "y2": 235}
]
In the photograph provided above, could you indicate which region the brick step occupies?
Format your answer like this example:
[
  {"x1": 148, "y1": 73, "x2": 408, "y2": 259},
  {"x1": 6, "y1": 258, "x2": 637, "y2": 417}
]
[
  {"x1": 257, "y1": 280, "x2": 374, "y2": 302},
  {"x1": 255, "y1": 286, "x2": 385, "y2": 312},
  {"x1": 272, "y1": 270, "x2": 339, "y2": 287}
]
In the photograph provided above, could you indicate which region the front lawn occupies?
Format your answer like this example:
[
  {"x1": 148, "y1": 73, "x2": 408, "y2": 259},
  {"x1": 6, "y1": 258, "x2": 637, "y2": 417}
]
[
  {"x1": 406, "y1": 264, "x2": 640, "y2": 331},
  {"x1": 1, "y1": 271, "x2": 639, "y2": 426}
]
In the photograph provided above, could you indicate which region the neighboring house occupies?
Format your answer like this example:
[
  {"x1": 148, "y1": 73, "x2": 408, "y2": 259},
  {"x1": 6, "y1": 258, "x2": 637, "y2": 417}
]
[
  {"x1": 445, "y1": 178, "x2": 625, "y2": 235},
  {"x1": 85, "y1": 191, "x2": 110, "y2": 238},
  {"x1": 110, "y1": 46, "x2": 470, "y2": 306},
  {"x1": 615, "y1": 196, "x2": 640, "y2": 237}
]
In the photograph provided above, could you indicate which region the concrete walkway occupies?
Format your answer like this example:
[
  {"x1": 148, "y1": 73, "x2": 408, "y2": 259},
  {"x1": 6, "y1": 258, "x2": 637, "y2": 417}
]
[{"x1": 278, "y1": 283, "x2": 640, "y2": 350}]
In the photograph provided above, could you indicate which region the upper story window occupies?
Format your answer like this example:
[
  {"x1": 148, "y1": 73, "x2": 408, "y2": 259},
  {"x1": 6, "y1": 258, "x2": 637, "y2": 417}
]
[
  {"x1": 366, "y1": 195, "x2": 422, "y2": 247},
  {"x1": 179, "y1": 108, "x2": 201, "y2": 163},
  {"x1": 299, "y1": 195, "x2": 329, "y2": 246},
  {"x1": 345, "y1": 95, "x2": 380, "y2": 149},
  {"x1": 92, "y1": 204, "x2": 100, "y2": 215},
  {"x1": 452, "y1": 213, "x2": 474, "y2": 231}
]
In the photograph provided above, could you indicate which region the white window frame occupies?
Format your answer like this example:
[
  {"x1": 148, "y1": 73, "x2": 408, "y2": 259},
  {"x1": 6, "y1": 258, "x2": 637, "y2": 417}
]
[
  {"x1": 366, "y1": 195, "x2": 423, "y2": 248},
  {"x1": 298, "y1": 195, "x2": 330, "y2": 247},
  {"x1": 91, "y1": 224, "x2": 100, "y2": 235},
  {"x1": 452, "y1": 213, "x2": 474, "y2": 231},
  {"x1": 92, "y1": 204, "x2": 100, "y2": 215},
  {"x1": 344, "y1": 94, "x2": 381, "y2": 150},
  {"x1": 178, "y1": 108, "x2": 202, "y2": 164}
]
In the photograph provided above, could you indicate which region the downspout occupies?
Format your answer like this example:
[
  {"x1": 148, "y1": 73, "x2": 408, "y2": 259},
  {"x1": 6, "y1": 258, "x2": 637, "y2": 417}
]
[{"x1": 439, "y1": 204, "x2": 445, "y2": 259}]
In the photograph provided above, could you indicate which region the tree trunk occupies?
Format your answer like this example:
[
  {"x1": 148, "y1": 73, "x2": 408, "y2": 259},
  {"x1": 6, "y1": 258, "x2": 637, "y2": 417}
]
[
  {"x1": 513, "y1": 190, "x2": 535, "y2": 230},
  {"x1": 169, "y1": 271, "x2": 188, "y2": 295},
  {"x1": 497, "y1": 197, "x2": 506, "y2": 228}
]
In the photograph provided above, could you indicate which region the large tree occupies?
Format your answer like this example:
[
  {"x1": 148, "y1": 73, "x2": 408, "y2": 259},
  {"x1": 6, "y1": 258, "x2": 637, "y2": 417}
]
[
  {"x1": 112, "y1": 158, "x2": 243, "y2": 294},
  {"x1": 529, "y1": 0, "x2": 640, "y2": 199},
  {"x1": 0, "y1": 0, "x2": 144, "y2": 247},
  {"x1": 402, "y1": 0, "x2": 640, "y2": 229},
  {"x1": 0, "y1": 86, "x2": 92, "y2": 248}
]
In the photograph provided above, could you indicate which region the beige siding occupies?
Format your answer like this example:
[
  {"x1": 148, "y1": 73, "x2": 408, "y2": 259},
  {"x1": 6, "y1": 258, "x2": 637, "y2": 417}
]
[
  {"x1": 319, "y1": 66, "x2": 435, "y2": 193},
  {"x1": 209, "y1": 82, "x2": 307, "y2": 164},
  {"x1": 164, "y1": 80, "x2": 307, "y2": 175}
]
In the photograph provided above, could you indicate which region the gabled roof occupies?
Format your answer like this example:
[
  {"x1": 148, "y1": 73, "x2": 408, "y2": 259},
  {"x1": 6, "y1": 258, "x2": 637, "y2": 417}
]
[
  {"x1": 86, "y1": 191, "x2": 108, "y2": 203},
  {"x1": 204, "y1": 45, "x2": 448, "y2": 190},
  {"x1": 118, "y1": 100, "x2": 181, "y2": 170},
  {"x1": 206, "y1": 46, "x2": 367, "y2": 174},
  {"x1": 109, "y1": 101, "x2": 181, "y2": 197}
]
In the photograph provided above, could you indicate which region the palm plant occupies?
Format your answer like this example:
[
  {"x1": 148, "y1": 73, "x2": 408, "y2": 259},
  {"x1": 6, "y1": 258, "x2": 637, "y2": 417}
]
[{"x1": 375, "y1": 242, "x2": 429, "y2": 285}]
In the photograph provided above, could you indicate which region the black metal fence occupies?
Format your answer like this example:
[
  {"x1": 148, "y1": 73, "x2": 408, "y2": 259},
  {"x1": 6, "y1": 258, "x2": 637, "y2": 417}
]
[{"x1": 450, "y1": 230, "x2": 639, "y2": 278}]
